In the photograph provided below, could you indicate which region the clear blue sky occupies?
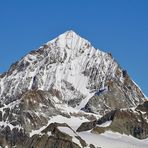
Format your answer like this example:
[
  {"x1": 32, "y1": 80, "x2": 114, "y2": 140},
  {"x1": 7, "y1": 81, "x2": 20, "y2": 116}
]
[{"x1": 0, "y1": 0, "x2": 147, "y2": 96}]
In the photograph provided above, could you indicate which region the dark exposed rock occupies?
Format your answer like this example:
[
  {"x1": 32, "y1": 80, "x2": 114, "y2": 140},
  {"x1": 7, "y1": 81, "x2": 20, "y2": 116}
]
[
  {"x1": 107, "y1": 109, "x2": 148, "y2": 139},
  {"x1": 77, "y1": 120, "x2": 97, "y2": 132},
  {"x1": 122, "y1": 70, "x2": 127, "y2": 78},
  {"x1": 0, "y1": 126, "x2": 28, "y2": 147},
  {"x1": 136, "y1": 101, "x2": 148, "y2": 112},
  {"x1": 81, "y1": 102, "x2": 94, "y2": 113},
  {"x1": 18, "y1": 90, "x2": 62, "y2": 132},
  {"x1": 91, "y1": 104, "x2": 148, "y2": 139},
  {"x1": 97, "y1": 110, "x2": 117, "y2": 125},
  {"x1": 22, "y1": 123, "x2": 94, "y2": 148},
  {"x1": 0, "y1": 111, "x2": 2, "y2": 121},
  {"x1": 91, "y1": 126, "x2": 106, "y2": 134}
]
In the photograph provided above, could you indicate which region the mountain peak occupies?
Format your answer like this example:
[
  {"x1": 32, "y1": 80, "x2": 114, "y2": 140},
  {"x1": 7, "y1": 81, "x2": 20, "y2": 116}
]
[
  {"x1": 47, "y1": 30, "x2": 90, "y2": 51},
  {"x1": 59, "y1": 30, "x2": 80, "y2": 38},
  {"x1": 64, "y1": 30, "x2": 78, "y2": 35}
]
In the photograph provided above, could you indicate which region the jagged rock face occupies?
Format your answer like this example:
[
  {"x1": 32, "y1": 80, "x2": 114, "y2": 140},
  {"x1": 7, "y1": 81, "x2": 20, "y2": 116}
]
[
  {"x1": 107, "y1": 109, "x2": 148, "y2": 139},
  {"x1": 80, "y1": 102, "x2": 148, "y2": 139},
  {"x1": 81, "y1": 73, "x2": 145, "y2": 115},
  {"x1": 136, "y1": 101, "x2": 148, "y2": 112},
  {"x1": 0, "y1": 90, "x2": 60, "y2": 132},
  {"x1": 0, "y1": 127, "x2": 27, "y2": 147},
  {"x1": 76, "y1": 120, "x2": 97, "y2": 132},
  {"x1": 16, "y1": 123, "x2": 94, "y2": 148}
]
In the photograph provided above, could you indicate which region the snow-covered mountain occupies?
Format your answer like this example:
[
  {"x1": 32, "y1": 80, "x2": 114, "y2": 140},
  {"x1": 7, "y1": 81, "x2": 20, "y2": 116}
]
[
  {"x1": 0, "y1": 30, "x2": 145, "y2": 108},
  {"x1": 0, "y1": 30, "x2": 147, "y2": 148}
]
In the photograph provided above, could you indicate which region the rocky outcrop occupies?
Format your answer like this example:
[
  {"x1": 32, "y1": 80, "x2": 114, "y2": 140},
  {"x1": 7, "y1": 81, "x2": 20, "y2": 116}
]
[
  {"x1": 83, "y1": 74, "x2": 144, "y2": 115},
  {"x1": 94, "y1": 103, "x2": 148, "y2": 139},
  {"x1": 0, "y1": 89, "x2": 71, "y2": 147},
  {"x1": 0, "y1": 89, "x2": 62, "y2": 133},
  {"x1": 23, "y1": 123, "x2": 95, "y2": 148},
  {"x1": 76, "y1": 120, "x2": 97, "y2": 132},
  {"x1": 0, "y1": 127, "x2": 28, "y2": 148},
  {"x1": 0, "y1": 123, "x2": 96, "y2": 148},
  {"x1": 136, "y1": 101, "x2": 148, "y2": 112}
]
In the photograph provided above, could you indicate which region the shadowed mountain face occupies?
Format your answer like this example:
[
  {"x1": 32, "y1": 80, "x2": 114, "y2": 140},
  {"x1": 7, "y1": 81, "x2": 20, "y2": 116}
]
[{"x1": 0, "y1": 31, "x2": 146, "y2": 148}]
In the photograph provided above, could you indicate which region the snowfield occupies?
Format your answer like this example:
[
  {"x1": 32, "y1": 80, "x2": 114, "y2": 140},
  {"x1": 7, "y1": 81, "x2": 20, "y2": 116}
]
[{"x1": 79, "y1": 131, "x2": 148, "y2": 148}]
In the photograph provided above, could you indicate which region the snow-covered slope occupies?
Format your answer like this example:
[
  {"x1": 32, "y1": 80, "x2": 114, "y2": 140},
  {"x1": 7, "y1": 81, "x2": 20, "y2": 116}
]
[{"x1": 79, "y1": 131, "x2": 148, "y2": 148}]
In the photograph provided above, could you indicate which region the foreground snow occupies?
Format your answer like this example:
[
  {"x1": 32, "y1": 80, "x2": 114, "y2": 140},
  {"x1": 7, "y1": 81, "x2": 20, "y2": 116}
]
[{"x1": 79, "y1": 131, "x2": 148, "y2": 148}]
